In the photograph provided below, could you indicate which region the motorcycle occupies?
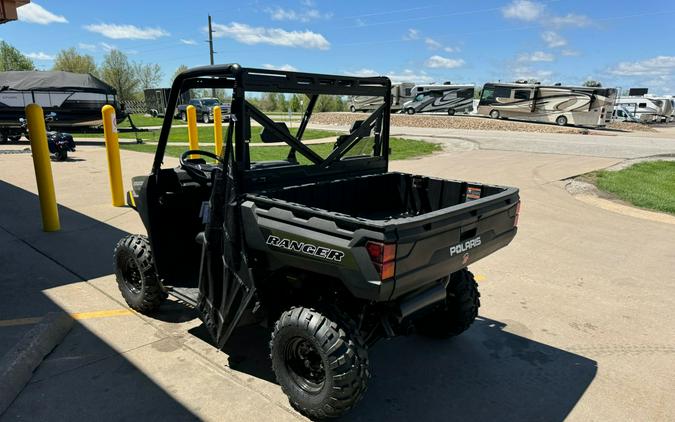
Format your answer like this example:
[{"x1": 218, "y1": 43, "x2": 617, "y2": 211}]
[{"x1": 19, "y1": 112, "x2": 76, "y2": 161}]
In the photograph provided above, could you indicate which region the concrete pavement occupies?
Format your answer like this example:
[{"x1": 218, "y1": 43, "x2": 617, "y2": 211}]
[{"x1": 1, "y1": 125, "x2": 675, "y2": 420}]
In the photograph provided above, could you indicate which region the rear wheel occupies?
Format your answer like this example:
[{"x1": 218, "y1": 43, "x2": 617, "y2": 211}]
[
  {"x1": 202, "y1": 113, "x2": 210, "y2": 124},
  {"x1": 447, "y1": 108, "x2": 456, "y2": 116},
  {"x1": 113, "y1": 234, "x2": 166, "y2": 313},
  {"x1": 53, "y1": 150, "x2": 67, "y2": 161},
  {"x1": 180, "y1": 111, "x2": 187, "y2": 122},
  {"x1": 489, "y1": 109, "x2": 500, "y2": 119},
  {"x1": 349, "y1": 105, "x2": 356, "y2": 113},
  {"x1": 406, "y1": 108, "x2": 415, "y2": 115},
  {"x1": 556, "y1": 115, "x2": 568, "y2": 126},
  {"x1": 270, "y1": 307, "x2": 369, "y2": 419},
  {"x1": 415, "y1": 269, "x2": 480, "y2": 338}
]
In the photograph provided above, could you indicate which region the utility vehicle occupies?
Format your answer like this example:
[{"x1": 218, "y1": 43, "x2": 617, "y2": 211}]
[{"x1": 113, "y1": 65, "x2": 520, "y2": 419}]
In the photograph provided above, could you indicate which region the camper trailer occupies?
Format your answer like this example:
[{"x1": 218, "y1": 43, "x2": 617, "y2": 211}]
[
  {"x1": 0, "y1": 71, "x2": 124, "y2": 139},
  {"x1": 403, "y1": 83, "x2": 474, "y2": 115},
  {"x1": 477, "y1": 82, "x2": 616, "y2": 127},
  {"x1": 613, "y1": 97, "x2": 660, "y2": 123},
  {"x1": 349, "y1": 82, "x2": 414, "y2": 112},
  {"x1": 646, "y1": 95, "x2": 674, "y2": 122}
]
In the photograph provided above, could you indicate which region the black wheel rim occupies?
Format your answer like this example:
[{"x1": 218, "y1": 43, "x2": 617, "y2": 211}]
[
  {"x1": 119, "y1": 255, "x2": 143, "y2": 294},
  {"x1": 284, "y1": 337, "x2": 326, "y2": 394}
]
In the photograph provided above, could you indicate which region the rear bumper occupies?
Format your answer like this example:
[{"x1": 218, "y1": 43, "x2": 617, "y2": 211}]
[{"x1": 390, "y1": 227, "x2": 517, "y2": 300}]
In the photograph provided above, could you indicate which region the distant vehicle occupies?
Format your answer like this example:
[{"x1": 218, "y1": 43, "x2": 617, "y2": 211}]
[
  {"x1": 477, "y1": 82, "x2": 616, "y2": 127},
  {"x1": 403, "y1": 83, "x2": 474, "y2": 115},
  {"x1": 15, "y1": 112, "x2": 76, "y2": 161},
  {"x1": 144, "y1": 88, "x2": 171, "y2": 118},
  {"x1": 613, "y1": 97, "x2": 660, "y2": 123},
  {"x1": 175, "y1": 97, "x2": 230, "y2": 123},
  {"x1": 0, "y1": 71, "x2": 124, "y2": 140},
  {"x1": 349, "y1": 82, "x2": 414, "y2": 112},
  {"x1": 646, "y1": 95, "x2": 674, "y2": 122}
]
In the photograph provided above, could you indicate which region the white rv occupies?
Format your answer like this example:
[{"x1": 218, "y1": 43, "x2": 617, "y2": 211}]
[
  {"x1": 349, "y1": 82, "x2": 414, "y2": 112},
  {"x1": 402, "y1": 84, "x2": 474, "y2": 115},
  {"x1": 613, "y1": 97, "x2": 660, "y2": 123}
]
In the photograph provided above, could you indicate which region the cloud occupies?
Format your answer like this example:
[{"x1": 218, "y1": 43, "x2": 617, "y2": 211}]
[
  {"x1": 561, "y1": 49, "x2": 579, "y2": 56},
  {"x1": 517, "y1": 51, "x2": 554, "y2": 62},
  {"x1": 78, "y1": 43, "x2": 97, "y2": 51},
  {"x1": 403, "y1": 28, "x2": 420, "y2": 41},
  {"x1": 180, "y1": 39, "x2": 197, "y2": 45},
  {"x1": 211, "y1": 22, "x2": 330, "y2": 50},
  {"x1": 511, "y1": 66, "x2": 553, "y2": 82},
  {"x1": 608, "y1": 56, "x2": 675, "y2": 76},
  {"x1": 265, "y1": 7, "x2": 331, "y2": 22},
  {"x1": 84, "y1": 23, "x2": 169, "y2": 40},
  {"x1": 346, "y1": 68, "x2": 434, "y2": 83},
  {"x1": 549, "y1": 13, "x2": 592, "y2": 28},
  {"x1": 25, "y1": 52, "x2": 54, "y2": 60},
  {"x1": 425, "y1": 55, "x2": 465, "y2": 69},
  {"x1": 541, "y1": 31, "x2": 566, "y2": 48},
  {"x1": 425, "y1": 38, "x2": 442, "y2": 49},
  {"x1": 100, "y1": 42, "x2": 116, "y2": 52},
  {"x1": 502, "y1": 0, "x2": 545, "y2": 21},
  {"x1": 17, "y1": 3, "x2": 67, "y2": 24},
  {"x1": 262, "y1": 63, "x2": 298, "y2": 72}
]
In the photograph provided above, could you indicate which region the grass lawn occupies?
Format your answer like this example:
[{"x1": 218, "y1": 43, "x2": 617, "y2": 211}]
[
  {"x1": 591, "y1": 161, "x2": 675, "y2": 214},
  {"x1": 117, "y1": 113, "x2": 166, "y2": 128},
  {"x1": 77, "y1": 124, "x2": 337, "y2": 144},
  {"x1": 120, "y1": 137, "x2": 441, "y2": 162}
]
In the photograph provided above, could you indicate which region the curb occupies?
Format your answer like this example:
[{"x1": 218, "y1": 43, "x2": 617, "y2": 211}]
[{"x1": 0, "y1": 312, "x2": 74, "y2": 415}]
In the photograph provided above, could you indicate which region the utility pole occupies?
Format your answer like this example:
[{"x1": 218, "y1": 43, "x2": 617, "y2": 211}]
[{"x1": 207, "y1": 14, "x2": 216, "y2": 97}]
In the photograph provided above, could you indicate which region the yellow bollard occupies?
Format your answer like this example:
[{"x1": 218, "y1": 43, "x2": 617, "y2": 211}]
[
  {"x1": 186, "y1": 105, "x2": 199, "y2": 159},
  {"x1": 25, "y1": 104, "x2": 60, "y2": 232},
  {"x1": 213, "y1": 106, "x2": 223, "y2": 157},
  {"x1": 101, "y1": 105, "x2": 125, "y2": 207}
]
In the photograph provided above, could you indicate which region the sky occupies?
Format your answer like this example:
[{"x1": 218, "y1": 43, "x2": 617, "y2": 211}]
[{"x1": 3, "y1": 0, "x2": 675, "y2": 94}]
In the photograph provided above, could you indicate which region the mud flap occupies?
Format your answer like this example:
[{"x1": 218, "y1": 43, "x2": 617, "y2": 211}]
[{"x1": 196, "y1": 119, "x2": 256, "y2": 349}]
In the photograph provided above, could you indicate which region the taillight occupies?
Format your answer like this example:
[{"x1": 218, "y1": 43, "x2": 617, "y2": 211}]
[
  {"x1": 514, "y1": 201, "x2": 521, "y2": 227},
  {"x1": 365, "y1": 241, "x2": 396, "y2": 280}
]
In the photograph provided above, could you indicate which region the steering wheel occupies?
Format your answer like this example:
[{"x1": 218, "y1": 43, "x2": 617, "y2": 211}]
[{"x1": 179, "y1": 149, "x2": 222, "y2": 182}]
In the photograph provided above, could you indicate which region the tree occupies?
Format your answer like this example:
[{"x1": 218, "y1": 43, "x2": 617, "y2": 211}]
[
  {"x1": 290, "y1": 94, "x2": 303, "y2": 112},
  {"x1": 0, "y1": 41, "x2": 34, "y2": 71},
  {"x1": 172, "y1": 64, "x2": 188, "y2": 82},
  {"x1": 134, "y1": 62, "x2": 162, "y2": 90},
  {"x1": 99, "y1": 49, "x2": 139, "y2": 102},
  {"x1": 583, "y1": 80, "x2": 602, "y2": 87},
  {"x1": 52, "y1": 48, "x2": 96, "y2": 74},
  {"x1": 276, "y1": 93, "x2": 288, "y2": 111}
]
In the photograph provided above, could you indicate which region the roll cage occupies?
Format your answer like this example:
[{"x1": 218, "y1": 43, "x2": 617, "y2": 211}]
[{"x1": 152, "y1": 64, "x2": 392, "y2": 191}]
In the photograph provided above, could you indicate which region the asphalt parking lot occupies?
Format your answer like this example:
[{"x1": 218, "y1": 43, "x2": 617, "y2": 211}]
[{"x1": 1, "y1": 125, "x2": 674, "y2": 421}]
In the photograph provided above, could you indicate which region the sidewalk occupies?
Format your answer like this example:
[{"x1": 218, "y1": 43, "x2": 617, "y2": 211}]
[{"x1": 0, "y1": 148, "x2": 302, "y2": 421}]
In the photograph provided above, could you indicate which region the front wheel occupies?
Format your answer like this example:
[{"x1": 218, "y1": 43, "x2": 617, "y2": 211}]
[
  {"x1": 349, "y1": 105, "x2": 356, "y2": 113},
  {"x1": 180, "y1": 111, "x2": 187, "y2": 122},
  {"x1": 113, "y1": 234, "x2": 166, "y2": 313},
  {"x1": 202, "y1": 113, "x2": 210, "y2": 124},
  {"x1": 556, "y1": 115, "x2": 568, "y2": 126},
  {"x1": 447, "y1": 108, "x2": 456, "y2": 116},
  {"x1": 415, "y1": 269, "x2": 480, "y2": 338},
  {"x1": 270, "y1": 307, "x2": 369, "y2": 419},
  {"x1": 406, "y1": 108, "x2": 415, "y2": 115}
]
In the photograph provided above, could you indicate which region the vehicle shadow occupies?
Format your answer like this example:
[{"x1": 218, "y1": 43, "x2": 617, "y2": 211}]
[
  {"x1": 216, "y1": 318, "x2": 596, "y2": 422},
  {"x1": 0, "y1": 181, "x2": 198, "y2": 420}
]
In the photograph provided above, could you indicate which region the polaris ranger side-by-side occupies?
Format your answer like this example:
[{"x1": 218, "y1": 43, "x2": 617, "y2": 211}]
[{"x1": 113, "y1": 65, "x2": 520, "y2": 419}]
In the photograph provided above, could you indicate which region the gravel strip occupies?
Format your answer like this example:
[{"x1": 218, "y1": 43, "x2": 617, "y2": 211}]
[{"x1": 312, "y1": 112, "x2": 658, "y2": 134}]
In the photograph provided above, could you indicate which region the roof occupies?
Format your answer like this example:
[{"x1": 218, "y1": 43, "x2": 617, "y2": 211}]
[{"x1": 0, "y1": 71, "x2": 116, "y2": 94}]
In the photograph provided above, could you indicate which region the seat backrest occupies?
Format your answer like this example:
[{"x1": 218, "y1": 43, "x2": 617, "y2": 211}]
[{"x1": 260, "y1": 122, "x2": 292, "y2": 143}]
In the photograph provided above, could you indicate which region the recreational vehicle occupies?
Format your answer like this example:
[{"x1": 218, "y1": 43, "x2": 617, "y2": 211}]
[
  {"x1": 613, "y1": 97, "x2": 660, "y2": 123},
  {"x1": 477, "y1": 82, "x2": 616, "y2": 127},
  {"x1": 646, "y1": 95, "x2": 674, "y2": 122},
  {"x1": 349, "y1": 82, "x2": 414, "y2": 112},
  {"x1": 403, "y1": 83, "x2": 474, "y2": 115}
]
